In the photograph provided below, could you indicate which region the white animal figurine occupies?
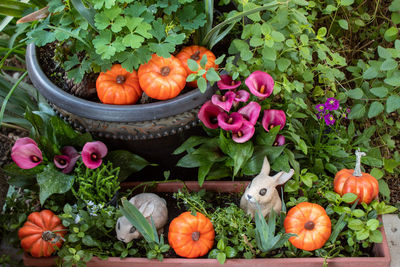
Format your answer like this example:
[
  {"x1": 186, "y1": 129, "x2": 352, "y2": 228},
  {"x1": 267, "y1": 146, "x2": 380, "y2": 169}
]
[
  {"x1": 116, "y1": 193, "x2": 168, "y2": 243},
  {"x1": 240, "y1": 156, "x2": 294, "y2": 219}
]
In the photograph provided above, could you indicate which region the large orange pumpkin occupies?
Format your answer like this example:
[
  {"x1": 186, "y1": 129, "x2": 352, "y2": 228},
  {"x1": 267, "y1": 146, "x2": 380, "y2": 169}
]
[
  {"x1": 18, "y1": 210, "x2": 67, "y2": 257},
  {"x1": 284, "y1": 202, "x2": 331, "y2": 251},
  {"x1": 176, "y1": 45, "x2": 218, "y2": 87},
  {"x1": 334, "y1": 149, "x2": 379, "y2": 204},
  {"x1": 168, "y1": 211, "x2": 215, "y2": 258},
  {"x1": 138, "y1": 54, "x2": 187, "y2": 100},
  {"x1": 96, "y1": 64, "x2": 142, "y2": 105}
]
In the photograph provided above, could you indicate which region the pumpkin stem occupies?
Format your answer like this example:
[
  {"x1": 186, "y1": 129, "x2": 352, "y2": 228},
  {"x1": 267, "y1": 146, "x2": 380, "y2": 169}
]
[
  {"x1": 304, "y1": 221, "x2": 315, "y2": 230},
  {"x1": 190, "y1": 51, "x2": 201, "y2": 61},
  {"x1": 353, "y1": 149, "x2": 366, "y2": 177},
  {"x1": 160, "y1": 66, "x2": 171, "y2": 76},
  {"x1": 116, "y1": 75, "x2": 125, "y2": 84},
  {"x1": 42, "y1": 231, "x2": 57, "y2": 242},
  {"x1": 192, "y1": 231, "x2": 200, "y2": 241}
]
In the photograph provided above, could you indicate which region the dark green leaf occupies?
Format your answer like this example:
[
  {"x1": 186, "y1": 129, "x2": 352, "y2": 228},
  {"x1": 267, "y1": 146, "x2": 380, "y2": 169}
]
[{"x1": 106, "y1": 150, "x2": 152, "y2": 181}]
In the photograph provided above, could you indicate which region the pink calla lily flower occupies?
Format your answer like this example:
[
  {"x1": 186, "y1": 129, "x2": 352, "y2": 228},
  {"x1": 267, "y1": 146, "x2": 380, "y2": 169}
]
[
  {"x1": 262, "y1": 109, "x2": 286, "y2": 131},
  {"x1": 245, "y1": 70, "x2": 274, "y2": 99},
  {"x1": 217, "y1": 74, "x2": 241, "y2": 90},
  {"x1": 273, "y1": 135, "x2": 286, "y2": 146},
  {"x1": 217, "y1": 112, "x2": 243, "y2": 131},
  {"x1": 54, "y1": 146, "x2": 80, "y2": 173},
  {"x1": 232, "y1": 120, "x2": 255, "y2": 143},
  {"x1": 234, "y1": 90, "x2": 250, "y2": 103},
  {"x1": 82, "y1": 141, "x2": 108, "y2": 169},
  {"x1": 198, "y1": 100, "x2": 223, "y2": 129},
  {"x1": 238, "y1": 102, "x2": 261, "y2": 125},
  {"x1": 211, "y1": 91, "x2": 236, "y2": 112},
  {"x1": 11, "y1": 137, "x2": 42, "y2": 169}
]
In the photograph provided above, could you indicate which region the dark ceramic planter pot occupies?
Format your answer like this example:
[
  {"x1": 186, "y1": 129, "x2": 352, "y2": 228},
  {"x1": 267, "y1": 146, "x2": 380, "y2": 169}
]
[
  {"x1": 26, "y1": 43, "x2": 216, "y2": 166},
  {"x1": 23, "y1": 181, "x2": 391, "y2": 267}
]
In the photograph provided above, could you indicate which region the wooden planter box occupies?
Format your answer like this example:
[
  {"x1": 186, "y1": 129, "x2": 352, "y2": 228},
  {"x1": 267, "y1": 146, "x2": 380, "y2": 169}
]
[{"x1": 23, "y1": 181, "x2": 391, "y2": 267}]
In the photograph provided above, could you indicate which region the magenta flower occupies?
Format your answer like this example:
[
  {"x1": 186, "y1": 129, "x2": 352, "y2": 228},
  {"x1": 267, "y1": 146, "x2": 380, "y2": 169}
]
[
  {"x1": 217, "y1": 112, "x2": 243, "y2": 131},
  {"x1": 232, "y1": 120, "x2": 255, "y2": 143},
  {"x1": 324, "y1": 113, "x2": 335, "y2": 126},
  {"x1": 315, "y1": 104, "x2": 325, "y2": 113},
  {"x1": 11, "y1": 137, "x2": 42, "y2": 169},
  {"x1": 262, "y1": 109, "x2": 286, "y2": 131},
  {"x1": 245, "y1": 70, "x2": 274, "y2": 99},
  {"x1": 234, "y1": 90, "x2": 250, "y2": 103},
  {"x1": 82, "y1": 141, "x2": 108, "y2": 169},
  {"x1": 217, "y1": 74, "x2": 241, "y2": 90},
  {"x1": 54, "y1": 146, "x2": 80, "y2": 173},
  {"x1": 325, "y1": 98, "x2": 339, "y2": 111},
  {"x1": 273, "y1": 135, "x2": 285, "y2": 146},
  {"x1": 211, "y1": 91, "x2": 236, "y2": 112},
  {"x1": 198, "y1": 100, "x2": 223, "y2": 129},
  {"x1": 238, "y1": 102, "x2": 261, "y2": 125}
]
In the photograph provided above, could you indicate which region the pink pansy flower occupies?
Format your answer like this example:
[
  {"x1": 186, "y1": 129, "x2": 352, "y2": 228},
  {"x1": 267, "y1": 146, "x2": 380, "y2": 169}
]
[
  {"x1": 217, "y1": 74, "x2": 241, "y2": 90},
  {"x1": 82, "y1": 141, "x2": 108, "y2": 169},
  {"x1": 245, "y1": 70, "x2": 274, "y2": 99},
  {"x1": 54, "y1": 146, "x2": 80, "y2": 173},
  {"x1": 232, "y1": 120, "x2": 255, "y2": 143},
  {"x1": 238, "y1": 101, "x2": 261, "y2": 125},
  {"x1": 198, "y1": 100, "x2": 223, "y2": 129},
  {"x1": 234, "y1": 90, "x2": 250, "y2": 103},
  {"x1": 273, "y1": 135, "x2": 286, "y2": 146},
  {"x1": 211, "y1": 91, "x2": 236, "y2": 112},
  {"x1": 217, "y1": 112, "x2": 243, "y2": 131},
  {"x1": 11, "y1": 137, "x2": 42, "y2": 169},
  {"x1": 262, "y1": 109, "x2": 286, "y2": 131}
]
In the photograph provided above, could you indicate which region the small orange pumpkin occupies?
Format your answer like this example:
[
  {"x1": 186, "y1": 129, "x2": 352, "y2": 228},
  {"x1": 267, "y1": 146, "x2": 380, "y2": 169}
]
[
  {"x1": 96, "y1": 64, "x2": 142, "y2": 105},
  {"x1": 334, "y1": 149, "x2": 379, "y2": 204},
  {"x1": 176, "y1": 45, "x2": 218, "y2": 87},
  {"x1": 284, "y1": 202, "x2": 331, "y2": 251},
  {"x1": 168, "y1": 211, "x2": 215, "y2": 258},
  {"x1": 138, "y1": 54, "x2": 187, "y2": 100},
  {"x1": 18, "y1": 210, "x2": 67, "y2": 257}
]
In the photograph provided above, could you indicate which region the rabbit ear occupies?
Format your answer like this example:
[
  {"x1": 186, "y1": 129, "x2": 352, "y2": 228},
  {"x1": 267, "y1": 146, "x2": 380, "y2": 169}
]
[
  {"x1": 259, "y1": 156, "x2": 270, "y2": 176},
  {"x1": 138, "y1": 202, "x2": 155, "y2": 218},
  {"x1": 273, "y1": 169, "x2": 295, "y2": 185}
]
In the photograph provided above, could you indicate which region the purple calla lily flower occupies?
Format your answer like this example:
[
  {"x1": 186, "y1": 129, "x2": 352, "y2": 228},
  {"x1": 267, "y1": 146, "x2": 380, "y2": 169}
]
[
  {"x1": 211, "y1": 91, "x2": 236, "y2": 112},
  {"x1": 198, "y1": 100, "x2": 223, "y2": 129},
  {"x1": 54, "y1": 146, "x2": 80, "y2": 173},
  {"x1": 262, "y1": 109, "x2": 286, "y2": 131},
  {"x1": 232, "y1": 120, "x2": 255, "y2": 143},
  {"x1": 238, "y1": 102, "x2": 261, "y2": 125},
  {"x1": 245, "y1": 70, "x2": 274, "y2": 99},
  {"x1": 11, "y1": 137, "x2": 42, "y2": 169},
  {"x1": 82, "y1": 141, "x2": 108, "y2": 169},
  {"x1": 234, "y1": 90, "x2": 250, "y2": 103},
  {"x1": 324, "y1": 98, "x2": 339, "y2": 111},
  {"x1": 217, "y1": 74, "x2": 241, "y2": 90},
  {"x1": 217, "y1": 112, "x2": 244, "y2": 131},
  {"x1": 273, "y1": 135, "x2": 285, "y2": 146}
]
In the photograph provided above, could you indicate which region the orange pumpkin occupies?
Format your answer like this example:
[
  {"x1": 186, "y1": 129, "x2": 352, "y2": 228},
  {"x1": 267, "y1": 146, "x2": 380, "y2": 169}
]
[
  {"x1": 138, "y1": 54, "x2": 187, "y2": 100},
  {"x1": 284, "y1": 202, "x2": 331, "y2": 251},
  {"x1": 176, "y1": 45, "x2": 218, "y2": 87},
  {"x1": 168, "y1": 211, "x2": 215, "y2": 258},
  {"x1": 96, "y1": 64, "x2": 142, "y2": 105},
  {"x1": 18, "y1": 210, "x2": 67, "y2": 257},
  {"x1": 334, "y1": 149, "x2": 379, "y2": 204}
]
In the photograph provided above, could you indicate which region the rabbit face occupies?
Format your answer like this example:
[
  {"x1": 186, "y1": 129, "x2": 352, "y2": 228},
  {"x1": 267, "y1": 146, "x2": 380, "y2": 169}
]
[
  {"x1": 243, "y1": 177, "x2": 276, "y2": 205},
  {"x1": 116, "y1": 216, "x2": 141, "y2": 243}
]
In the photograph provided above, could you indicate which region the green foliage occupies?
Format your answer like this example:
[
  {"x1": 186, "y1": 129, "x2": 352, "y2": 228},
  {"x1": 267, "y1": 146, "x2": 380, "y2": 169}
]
[{"x1": 106, "y1": 150, "x2": 153, "y2": 181}]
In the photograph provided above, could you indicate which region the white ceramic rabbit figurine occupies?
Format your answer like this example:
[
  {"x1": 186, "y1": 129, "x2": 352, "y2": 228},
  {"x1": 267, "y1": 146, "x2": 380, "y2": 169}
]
[
  {"x1": 240, "y1": 156, "x2": 294, "y2": 218},
  {"x1": 116, "y1": 193, "x2": 168, "y2": 243}
]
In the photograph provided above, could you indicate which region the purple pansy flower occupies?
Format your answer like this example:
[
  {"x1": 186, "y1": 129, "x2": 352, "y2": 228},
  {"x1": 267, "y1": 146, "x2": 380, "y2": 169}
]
[
  {"x1": 217, "y1": 112, "x2": 243, "y2": 131},
  {"x1": 324, "y1": 113, "x2": 335, "y2": 126},
  {"x1": 211, "y1": 91, "x2": 236, "y2": 112},
  {"x1": 261, "y1": 109, "x2": 286, "y2": 132},
  {"x1": 234, "y1": 90, "x2": 250, "y2": 104},
  {"x1": 273, "y1": 135, "x2": 285, "y2": 146},
  {"x1": 217, "y1": 74, "x2": 241, "y2": 90},
  {"x1": 198, "y1": 101, "x2": 223, "y2": 129},
  {"x1": 11, "y1": 137, "x2": 42, "y2": 169},
  {"x1": 245, "y1": 70, "x2": 274, "y2": 99},
  {"x1": 54, "y1": 146, "x2": 80, "y2": 173},
  {"x1": 82, "y1": 141, "x2": 108, "y2": 169},
  {"x1": 238, "y1": 102, "x2": 261, "y2": 125},
  {"x1": 232, "y1": 120, "x2": 255, "y2": 143},
  {"x1": 325, "y1": 98, "x2": 339, "y2": 111}
]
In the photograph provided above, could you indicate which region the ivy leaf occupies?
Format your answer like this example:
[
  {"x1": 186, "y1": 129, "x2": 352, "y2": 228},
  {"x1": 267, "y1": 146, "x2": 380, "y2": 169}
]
[
  {"x1": 149, "y1": 19, "x2": 166, "y2": 42},
  {"x1": 93, "y1": 30, "x2": 116, "y2": 59},
  {"x1": 134, "y1": 22, "x2": 152, "y2": 38},
  {"x1": 122, "y1": 34, "x2": 145, "y2": 49},
  {"x1": 177, "y1": 5, "x2": 206, "y2": 30},
  {"x1": 29, "y1": 29, "x2": 56, "y2": 46},
  {"x1": 124, "y1": 2, "x2": 147, "y2": 17},
  {"x1": 149, "y1": 42, "x2": 174, "y2": 58},
  {"x1": 37, "y1": 165, "x2": 74, "y2": 205},
  {"x1": 92, "y1": 0, "x2": 116, "y2": 9},
  {"x1": 125, "y1": 16, "x2": 144, "y2": 32},
  {"x1": 111, "y1": 17, "x2": 126, "y2": 33}
]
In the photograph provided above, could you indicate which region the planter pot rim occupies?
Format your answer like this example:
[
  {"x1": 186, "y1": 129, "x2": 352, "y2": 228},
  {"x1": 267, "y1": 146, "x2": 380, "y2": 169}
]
[{"x1": 26, "y1": 43, "x2": 216, "y2": 122}]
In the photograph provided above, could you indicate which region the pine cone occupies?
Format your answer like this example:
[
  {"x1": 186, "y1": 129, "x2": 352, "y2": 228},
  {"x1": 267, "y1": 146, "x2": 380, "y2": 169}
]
[{"x1": 64, "y1": 72, "x2": 97, "y2": 100}]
